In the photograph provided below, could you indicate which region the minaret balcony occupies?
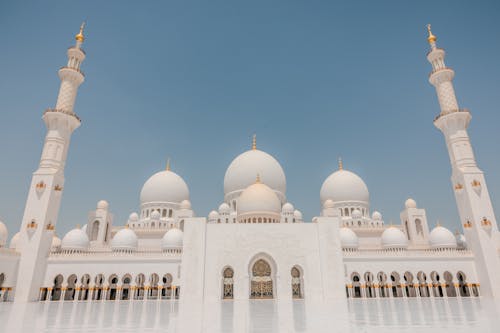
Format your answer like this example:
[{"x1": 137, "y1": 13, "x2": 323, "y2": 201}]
[
  {"x1": 44, "y1": 108, "x2": 81, "y2": 122},
  {"x1": 433, "y1": 108, "x2": 470, "y2": 122}
]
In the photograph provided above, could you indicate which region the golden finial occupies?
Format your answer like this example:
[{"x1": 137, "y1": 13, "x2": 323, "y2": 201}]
[
  {"x1": 338, "y1": 157, "x2": 343, "y2": 170},
  {"x1": 166, "y1": 158, "x2": 171, "y2": 171},
  {"x1": 436, "y1": 220, "x2": 441, "y2": 227},
  {"x1": 255, "y1": 173, "x2": 261, "y2": 183},
  {"x1": 427, "y1": 24, "x2": 437, "y2": 44},
  {"x1": 76, "y1": 223, "x2": 81, "y2": 229},
  {"x1": 75, "y1": 22, "x2": 85, "y2": 43},
  {"x1": 252, "y1": 134, "x2": 257, "y2": 150}
]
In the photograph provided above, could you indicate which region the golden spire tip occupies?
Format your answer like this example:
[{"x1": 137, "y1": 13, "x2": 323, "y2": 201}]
[
  {"x1": 256, "y1": 173, "x2": 261, "y2": 183},
  {"x1": 338, "y1": 157, "x2": 343, "y2": 170},
  {"x1": 427, "y1": 23, "x2": 437, "y2": 44},
  {"x1": 166, "y1": 158, "x2": 171, "y2": 171},
  {"x1": 252, "y1": 134, "x2": 257, "y2": 150},
  {"x1": 75, "y1": 21, "x2": 86, "y2": 43}
]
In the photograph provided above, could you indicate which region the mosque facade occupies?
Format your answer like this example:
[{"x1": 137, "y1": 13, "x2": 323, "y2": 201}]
[{"x1": 0, "y1": 24, "x2": 499, "y2": 305}]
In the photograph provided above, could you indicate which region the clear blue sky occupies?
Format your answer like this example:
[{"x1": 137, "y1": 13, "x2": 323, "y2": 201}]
[{"x1": 1, "y1": 1, "x2": 499, "y2": 238}]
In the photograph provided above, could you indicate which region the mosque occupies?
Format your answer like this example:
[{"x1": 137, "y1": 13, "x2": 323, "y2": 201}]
[{"x1": 0, "y1": 24, "x2": 499, "y2": 307}]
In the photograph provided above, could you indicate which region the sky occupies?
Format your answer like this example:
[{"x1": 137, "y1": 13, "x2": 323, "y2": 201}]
[{"x1": 1, "y1": 1, "x2": 500, "y2": 239}]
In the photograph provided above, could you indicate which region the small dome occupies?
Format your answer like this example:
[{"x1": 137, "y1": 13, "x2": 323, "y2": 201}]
[
  {"x1": 320, "y1": 169, "x2": 369, "y2": 205},
  {"x1": 372, "y1": 211, "x2": 382, "y2": 221},
  {"x1": 208, "y1": 210, "x2": 219, "y2": 220},
  {"x1": 61, "y1": 228, "x2": 89, "y2": 251},
  {"x1": 97, "y1": 200, "x2": 109, "y2": 210},
  {"x1": 51, "y1": 235, "x2": 62, "y2": 250},
  {"x1": 456, "y1": 233, "x2": 467, "y2": 249},
  {"x1": 129, "y1": 212, "x2": 139, "y2": 221},
  {"x1": 111, "y1": 228, "x2": 138, "y2": 251},
  {"x1": 352, "y1": 209, "x2": 362, "y2": 219},
  {"x1": 0, "y1": 221, "x2": 8, "y2": 247},
  {"x1": 323, "y1": 199, "x2": 335, "y2": 209},
  {"x1": 9, "y1": 232, "x2": 20, "y2": 250},
  {"x1": 81, "y1": 224, "x2": 88, "y2": 234},
  {"x1": 381, "y1": 227, "x2": 408, "y2": 249},
  {"x1": 294, "y1": 210, "x2": 303, "y2": 220},
  {"x1": 140, "y1": 170, "x2": 190, "y2": 205},
  {"x1": 405, "y1": 198, "x2": 417, "y2": 209},
  {"x1": 429, "y1": 226, "x2": 457, "y2": 249},
  {"x1": 151, "y1": 210, "x2": 161, "y2": 220},
  {"x1": 238, "y1": 182, "x2": 281, "y2": 215},
  {"x1": 161, "y1": 228, "x2": 184, "y2": 250},
  {"x1": 340, "y1": 227, "x2": 359, "y2": 249},
  {"x1": 180, "y1": 200, "x2": 192, "y2": 210},
  {"x1": 282, "y1": 202, "x2": 294, "y2": 214},
  {"x1": 218, "y1": 203, "x2": 230, "y2": 215},
  {"x1": 224, "y1": 148, "x2": 286, "y2": 200}
]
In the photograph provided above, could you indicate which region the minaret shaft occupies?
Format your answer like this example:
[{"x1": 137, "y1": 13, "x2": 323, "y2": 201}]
[
  {"x1": 13, "y1": 26, "x2": 85, "y2": 302},
  {"x1": 428, "y1": 26, "x2": 500, "y2": 297}
]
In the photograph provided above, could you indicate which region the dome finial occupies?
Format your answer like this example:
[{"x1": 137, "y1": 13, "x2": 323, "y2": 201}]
[
  {"x1": 437, "y1": 220, "x2": 441, "y2": 227},
  {"x1": 252, "y1": 134, "x2": 257, "y2": 150},
  {"x1": 427, "y1": 23, "x2": 437, "y2": 44},
  {"x1": 75, "y1": 21, "x2": 86, "y2": 43},
  {"x1": 166, "y1": 158, "x2": 171, "y2": 171},
  {"x1": 255, "y1": 173, "x2": 261, "y2": 183},
  {"x1": 338, "y1": 157, "x2": 343, "y2": 170}
]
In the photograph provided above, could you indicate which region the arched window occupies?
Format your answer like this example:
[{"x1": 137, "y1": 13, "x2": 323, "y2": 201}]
[
  {"x1": 51, "y1": 274, "x2": 64, "y2": 301},
  {"x1": 352, "y1": 273, "x2": 361, "y2": 298},
  {"x1": 135, "y1": 274, "x2": 145, "y2": 300},
  {"x1": 403, "y1": 272, "x2": 416, "y2": 297},
  {"x1": 390, "y1": 272, "x2": 402, "y2": 297},
  {"x1": 108, "y1": 274, "x2": 119, "y2": 300},
  {"x1": 457, "y1": 271, "x2": 469, "y2": 297},
  {"x1": 91, "y1": 220, "x2": 99, "y2": 241},
  {"x1": 121, "y1": 275, "x2": 132, "y2": 300},
  {"x1": 222, "y1": 267, "x2": 234, "y2": 299},
  {"x1": 162, "y1": 273, "x2": 173, "y2": 299},
  {"x1": 415, "y1": 219, "x2": 423, "y2": 238},
  {"x1": 430, "y1": 271, "x2": 443, "y2": 297},
  {"x1": 377, "y1": 272, "x2": 388, "y2": 297},
  {"x1": 78, "y1": 274, "x2": 91, "y2": 301},
  {"x1": 417, "y1": 271, "x2": 430, "y2": 297},
  {"x1": 404, "y1": 221, "x2": 410, "y2": 240},
  {"x1": 162, "y1": 209, "x2": 167, "y2": 217},
  {"x1": 148, "y1": 274, "x2": 159, "y2": 299},
  {"x1": 443, "y1": 271, "x2": 456, "y2": 297},
  {"x1": 93, "y1": 274, "x2": 105, "y2": 300},
  {"x1": 344, "y1": 208, "x2": 349, "y2": 216},
  {"x1": 291, "y1": 266, "x2": 303, "y2": 299},
  {"x1": 250, "y1": 259, "x2": 273, "y2": 299},
  {"x1": 364, "y1": 272, "x2": 375, "y2": 298},
  {"x1": 169, "y1": 209, "x2": 173, "y2": 218},
  {"x1": 64, "y1": 274, "x2": 78, "y2": 301}
]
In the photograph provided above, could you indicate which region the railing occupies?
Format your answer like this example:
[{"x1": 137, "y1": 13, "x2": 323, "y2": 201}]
[
  {"x1": 342, "y1": 248, "x2": 473, "y2": 258},
  {"x1": 44, "y1": 108, "x2": 81, "y2": 122},
  {"x1": 428, "y1": 66, "x2": 453, "y2": 78},
  {"x1": 434, "y1": 108, "x2": 470, "y2": 122},
  {"x1": 0, "y1": 247, "x2": 19, "y2": 257},
  {"x1": 60, "y1": 66, "x2": 85, "y2": 76},
  {"x1": 49, "y1": 247, "x2": 182, "y2": 258}
]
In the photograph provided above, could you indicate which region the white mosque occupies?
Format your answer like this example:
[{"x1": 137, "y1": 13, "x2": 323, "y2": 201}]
[{"x1": 0, "y1": 24, "x2": 499, "y2": 307}]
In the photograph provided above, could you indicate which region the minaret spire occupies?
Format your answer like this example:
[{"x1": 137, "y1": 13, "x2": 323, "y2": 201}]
[
  {"x1": 166, "y1": 158, "x2": 171, "y2": 171},
  {"x1": 14, "y1": 24, "x2": 86, "y2": 302},
  {"x1": 429, "y1": 26, "x2": 500, "y2": 297},
  {"x1": 338, "y1": 157, "x2": 343, "y2": 170},
  {"x1": 252, "y1": 134, "x2": 257, "y2": 150},
  {"x1": 75, "y1": 21, "x2": 85, "y2": 47}
]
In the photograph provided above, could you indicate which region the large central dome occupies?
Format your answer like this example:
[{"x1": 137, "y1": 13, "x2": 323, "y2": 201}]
[
  {"x1": 140, "y1": 169, "x2": 190, "y2": 205},
  {"x1": 320, "y1": 168, "x2": 369, "y2": 205},
  {"x1": 224, "y1": 145, "x2": 286, "y2": 202}
]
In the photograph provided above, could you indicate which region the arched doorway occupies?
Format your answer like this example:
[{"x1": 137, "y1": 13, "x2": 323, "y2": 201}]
[
  {"x1": 431, "y1": 271, "x2": 443, "y2": 297},
  {"x1": 364, "y1": 272, "x2": 375, "y2": 298},
  {"x1": 64, "y1": 274, "x2": 78, "y2": 300},
  {"x1": 417, "y1": 271, "x2": 429, "y2": 297},
  {"x1": 79, "y1": 274, "x2": 91, "y2": 300},
  {"x1": 108, "y1": 275, "x2": 119, "y2": 300},
  {"x1": 121, "y1": 275, "x2": 132, "y2": 300},
  {"x1": 377, "y1": 272, "x2": 388, "y2": 297},
  {"x1": 443, "y1": 271, "x2": 456, "y2": 297},
  {"x1": 222, "y1": 267, "x2": 234, "y2": 299},
  {"x1": 250, "y1": 259, "x2": 273, "y2": 299},
  {"x1": 51, "y1": 274, "x2": 64, "y2": 301},
  {"x1": 404, "y1": 271, "x2": 416, "y2": 297},
  {"x1": 351, "y1": 272, "x2": 361, "y2": 298},
  {"x1": 162, "y1": 273, "x2": 173, "y2": 299},
  {"x1": 457, "y1": 271, "x2": 469, "y2": 297}
]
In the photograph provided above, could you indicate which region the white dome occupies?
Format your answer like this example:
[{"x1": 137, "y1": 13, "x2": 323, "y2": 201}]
[
  {"x1": 129, "y1": 212, "x2": 139, "y2": 221},
  {"x1": 0, "y1": 221, "x2": 8, "y2": 247},
  {"x1": 372, "y1": 211, "x2": 382, "y2": 221},
  {"x1": 294, "y1": 210, "x2": 303, "y2": 220},
  {"x1": 151, "y1": 210, "x2": 161, "y2": 220},
  {"x1": 218, "y1": 203, "x2": 230, "y2": 214},
  {"x1": 161, "y1": 228, "x2": 184, "y2": 249},
  {"x1": 238, "y1": 181, "x2": 282, "y2": 215},
  {"x1": 61, "y1": 228, "x2": 89, "y2": 251},
  {"x1": 282, "y1": 202, "x2": 294, "y2": 214},
  {"x1": 140, "y1": 170, "x2": 189, "y2": 205},
  {"x1": 381, "y1": 227, "x2": 408, "y2": 249},
  {"x1": 111, "y1": 228, "x2": 138, "y2": 251},
  {"x1": 405, "y1": 198, "x2": 417, "y2": 209},
  {"x1": 180, "y1": 200, "x2": 192, "y2": 210},
  {"x1": 320, "y1": 169, "x2": 369, "y2": 205},
  {"x1": 323, "y1": 199, "x2": 335, "y2": 209},
  {"x1": 224, "y1": 149, "x2": 286, "y2": 199},
  {"x1": 429, "y1": 226, "x2": 457, "y2": 249},
  {"x1": 352, "y1": 209, "x2": 362, "y2": 219},
  {"x1": 51, "y1": 235, "x2": 61, "y2": 250},
  {"x1": 340, "y1": 227, "x2": 359, "y2": 249},
  {"x1": 208, "y1": 210, "x2": 219, "y2": 220},
  {"x1": 9, "y1": 232, "x2": 20, "y2": 250},
  {"x1": 97, "y1": 200, "x2": 109, "y2": 210}
]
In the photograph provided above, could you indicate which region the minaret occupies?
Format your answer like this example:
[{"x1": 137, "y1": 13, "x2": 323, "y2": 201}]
[
  {"x1": 428, "y1": 25, "x2": 500, "y2": 297},
  {"x1": 14, "y1": 24, "x2": 86, "y2": 302}
]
